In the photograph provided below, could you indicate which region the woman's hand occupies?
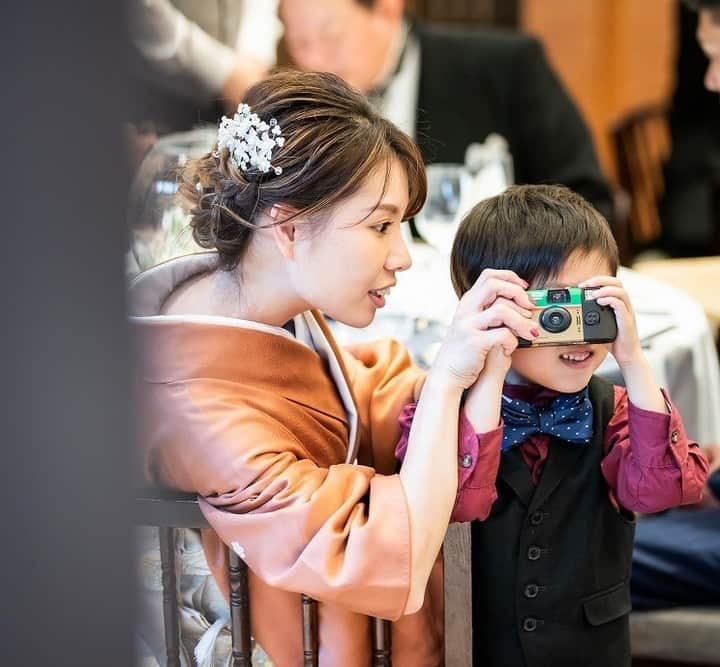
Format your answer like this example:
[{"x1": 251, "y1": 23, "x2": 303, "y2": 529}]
[{"x1": 430, "y1": 269, "x2": 536, "y2": 390}]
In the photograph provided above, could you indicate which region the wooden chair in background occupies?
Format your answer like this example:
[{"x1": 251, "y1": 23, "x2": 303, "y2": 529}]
[
  {"x1": 610, "y1": 104, "x2": 671, "y2": 265},
  {"x1": 134, "y1": 487, "x2": 393, "y2": 667},
  {"x1": 135, "y1": 487, "x2": 254, "y2": 666}
]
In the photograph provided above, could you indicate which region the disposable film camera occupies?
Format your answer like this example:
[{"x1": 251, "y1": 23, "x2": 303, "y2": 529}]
[{"x1": 517, "y1": 287, "x2": 617, "y2": 347}]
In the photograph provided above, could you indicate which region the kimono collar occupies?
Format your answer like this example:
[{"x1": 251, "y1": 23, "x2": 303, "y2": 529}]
[{"x1": 128, "y1": 252, "x2": 360, "y2": 461}]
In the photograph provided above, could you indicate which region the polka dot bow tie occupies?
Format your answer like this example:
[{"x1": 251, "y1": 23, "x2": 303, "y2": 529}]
[{"x1": 500, "y1": 388, "x2": 594, "y2": 451}]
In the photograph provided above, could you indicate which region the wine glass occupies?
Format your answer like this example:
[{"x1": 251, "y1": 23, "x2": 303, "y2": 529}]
[
  {"x1": 413, "y1": 163, "x2": 470, "y2": 254},
  {"x1": 127, "y1": 127, "x2": 217, "y2": 273}
]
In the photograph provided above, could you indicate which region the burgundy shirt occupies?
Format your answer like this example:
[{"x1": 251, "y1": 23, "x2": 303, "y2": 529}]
[{"x1": 395, "y1": 383, "x2": 710, "y2": 523}]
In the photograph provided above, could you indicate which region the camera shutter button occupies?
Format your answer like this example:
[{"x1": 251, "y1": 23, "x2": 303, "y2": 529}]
[{"x1": 584, "y1": 310, "x2": 600, "y2": 326}]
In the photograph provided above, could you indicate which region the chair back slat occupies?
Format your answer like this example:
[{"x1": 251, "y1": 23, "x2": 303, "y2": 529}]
[
  {"x1": 229, "y1": 548, "x2": 253, "y2": 665},
  {"x1": 158, "y1": 526, "x2": 182, "y2": 667},
  {"x1": 301, "y1": 594, "x2": 319, "y2": 666},
  {"x1": 138, "y1": 490, "x2": 397, "y2": 664},
  {"x1": 610, "y1": 104, "x2": 670, "y2": 260},
  {"x1": 372, "y1": 617, "x2": 392, "y2": 666}
]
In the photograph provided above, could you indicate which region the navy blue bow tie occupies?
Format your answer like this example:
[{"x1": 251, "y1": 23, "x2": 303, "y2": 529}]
[{"x1": 501, "y1": 387, "x2": 593, "y2": 451}]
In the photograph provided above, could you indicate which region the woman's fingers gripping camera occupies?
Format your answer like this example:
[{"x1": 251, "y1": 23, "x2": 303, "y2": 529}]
[
  {"x1": 473, "y1": 300, "x2": 538, "y2": 341},
  {"x1": 432, "y1": 270, "x2": 535, "y2": 389},
  {"x1": 457, "y1": 268, "x2": 534, "y2": 316}
]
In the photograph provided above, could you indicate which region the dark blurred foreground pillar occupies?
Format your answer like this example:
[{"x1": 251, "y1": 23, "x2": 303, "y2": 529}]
[{"x1": 0, "y1": 2, "x2": 133, "y2": 666}]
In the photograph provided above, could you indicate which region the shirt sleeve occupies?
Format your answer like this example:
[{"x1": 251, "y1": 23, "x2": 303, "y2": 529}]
[
  {"x1": 395, "y1": 402, "x2": 502, "y2": 522},
  {"x1": 601, "y1": 386, "x2": 710, "y2": 513},
  {"x1": 128, "y1": 0, "x2": 236, "y2": 98}
]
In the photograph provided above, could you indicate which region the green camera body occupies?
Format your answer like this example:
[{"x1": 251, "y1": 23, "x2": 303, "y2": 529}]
[{"x1": 517, "y1": 287, "x2": 618, "y2": 347}]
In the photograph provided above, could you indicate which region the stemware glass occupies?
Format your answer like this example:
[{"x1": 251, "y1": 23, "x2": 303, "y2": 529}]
[
  {"x1": 413, "y1": 163, "x2": 470, "y2": 254},
  {"x1": 127, "y1": 127, "x2": 217, "y2": 273}
]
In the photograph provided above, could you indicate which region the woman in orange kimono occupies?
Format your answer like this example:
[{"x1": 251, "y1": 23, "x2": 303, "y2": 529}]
[{"x1": 130, "y1": 70, "x2": 537, "y2": 665}]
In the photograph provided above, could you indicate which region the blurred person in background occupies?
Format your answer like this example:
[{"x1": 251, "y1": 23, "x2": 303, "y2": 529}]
[
  {"x1": 630, "y1": 0, "x2": 720, "y2": 611},
  {"x1": 278, "y1": 0, "x2": 614, "y2": 222},
  {"x1": 126, "y1": 0, "x2": 281, "y2": 167},
  {"x1": 658, "y1": 0, "x2": 720, "y2": 257},
  {"x1": 632, "y1": 444, "x2": 720, "y2": 608}
]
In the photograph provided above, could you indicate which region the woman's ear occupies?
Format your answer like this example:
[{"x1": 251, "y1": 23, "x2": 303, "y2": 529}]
[{"x1": 269, "y1": 204, "x2": 299, "y2": 260}]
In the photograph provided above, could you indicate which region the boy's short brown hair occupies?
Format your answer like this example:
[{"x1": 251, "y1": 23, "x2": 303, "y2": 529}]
[{"x1": 450, "y1": 184, "x2": 619, "y2": 297}]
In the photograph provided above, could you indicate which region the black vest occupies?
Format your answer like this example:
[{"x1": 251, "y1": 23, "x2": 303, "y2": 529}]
[{"x1": 471, "y1": 376, "x2": 634, "y2": 667}]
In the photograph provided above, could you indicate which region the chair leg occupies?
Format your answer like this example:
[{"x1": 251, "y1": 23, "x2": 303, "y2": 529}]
[
  {"x1": 372, "y1": 617, "x2": 392, "y2": 666},
  {"x1": 228, "y1": 548, "x2": 253, "y2": 666},
  {"x1": 301, "y1": 594, "x2": 319, "y2": 666},
  {"x1": 158, "y1": 527, "x2": 181, "y2": 667}
]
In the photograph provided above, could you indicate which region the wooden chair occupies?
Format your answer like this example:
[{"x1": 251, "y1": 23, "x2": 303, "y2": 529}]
[
  {"x1": 134, "y1": 487, "x2": 393, "y2": 666},
  {"x1": 610, "y1": 104, "x2": 671, "y2": 264}
]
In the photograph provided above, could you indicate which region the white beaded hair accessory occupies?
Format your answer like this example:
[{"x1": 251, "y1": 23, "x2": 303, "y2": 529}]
[{"x1": 216, "y1": 103, "x2": 285, "y2": 175}]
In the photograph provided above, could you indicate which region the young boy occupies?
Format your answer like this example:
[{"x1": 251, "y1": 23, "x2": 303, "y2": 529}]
[{"x1": 397, "y1": 184, "x2": 709, "y2": 667}]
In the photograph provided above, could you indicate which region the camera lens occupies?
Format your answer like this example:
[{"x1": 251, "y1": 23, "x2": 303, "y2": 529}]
[{"x1": 539, "y1": 306, "x2": 571, "y2": 333}]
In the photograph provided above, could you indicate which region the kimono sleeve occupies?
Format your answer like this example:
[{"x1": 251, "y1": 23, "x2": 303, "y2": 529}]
[
  {"x1": 341, "y1": 338, "x2": 426, "y2": 475},
  {"x1": 152, "y1": 380, "x2": 414, "y2": 621},
  {"x1": 201, "y1": 418, "x2": 412, "y2": 620}
]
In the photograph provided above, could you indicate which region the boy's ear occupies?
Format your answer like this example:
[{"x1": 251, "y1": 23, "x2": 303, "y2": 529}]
[{"x1": 269, "y1": 204, "x2": 300, "y2": 260}]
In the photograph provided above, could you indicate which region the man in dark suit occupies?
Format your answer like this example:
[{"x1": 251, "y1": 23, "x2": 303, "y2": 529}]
[{"x1": 279, "y1": 0, "x2": 614, "y2": 220}]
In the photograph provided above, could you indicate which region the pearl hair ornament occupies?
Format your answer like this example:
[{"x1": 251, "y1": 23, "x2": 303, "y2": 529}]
[{"x1": 215, "y1": 103, "x2": 285, "y2": 175}]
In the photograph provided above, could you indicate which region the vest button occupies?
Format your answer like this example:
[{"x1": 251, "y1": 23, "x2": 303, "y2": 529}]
[
  {"x1": 527, "y1": 545, "x2": 542, "y2": 561},
  {"x1": 522, "y1": 617, "x2": 538, "y2": 632},
  {"x1": 461, "y1": 454, "x2": 474, "y2": 468},
  {"x1": 524, "y1": 583, "x2": 540, "y2": 598},
  {"x1": 530, "y1": 510, "x2": 545, "y2": 526}
]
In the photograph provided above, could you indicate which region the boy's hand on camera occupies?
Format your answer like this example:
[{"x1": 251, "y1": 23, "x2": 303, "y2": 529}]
[
  {"x1": 579, "y1": 276, "x2": 642, "y2": 369},
  {"x1": 581, "y1": 276, "x2": 666, "y2": 413},
  {"x1": 432, "y1": 269, "x2": 535, "y2": 389},
  {"x1": 463, "y1": 345, "x2": 511, "y2": 433},
  {"x1": 482, "y1": 342, "x2": 514, "y2": 378}
]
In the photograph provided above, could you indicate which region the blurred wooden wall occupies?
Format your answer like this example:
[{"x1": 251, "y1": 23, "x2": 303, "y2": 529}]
[
  {"x1": 407, "y1": 0, "x2": 517, "y2": 26},
  {"x1": 520, "y1": 0, "x2": 678, "y2": 184},
  {"x1": 407, "y1": 0, "x2": 678, "y2": 184}
]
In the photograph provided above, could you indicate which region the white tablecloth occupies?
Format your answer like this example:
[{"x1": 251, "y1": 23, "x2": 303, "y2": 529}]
[{"x1": 331, "y1": 242, "x2": 720, "y2": 445}]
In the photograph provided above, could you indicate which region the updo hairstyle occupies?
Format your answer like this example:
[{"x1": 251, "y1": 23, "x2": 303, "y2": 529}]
[{"x1": 178, "y1": 70, "x2": 427, "y2": 270}]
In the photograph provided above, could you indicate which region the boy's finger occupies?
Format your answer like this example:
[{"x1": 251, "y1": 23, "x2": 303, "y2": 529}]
[
  {"x1": 480, "y1": 327, "x2": 519, "y2": 355},
  {"x1": 578, "y1": 275, "x2": 622, "y2": 288},
  {"x1": 589, "y1": 286, "x2": 632, "y2": 310},
  {"x1": 596, "y1": 295, "x2": 631, "y2": 318}
]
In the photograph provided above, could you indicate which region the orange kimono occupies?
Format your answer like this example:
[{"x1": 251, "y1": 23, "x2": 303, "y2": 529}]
[{"x1": 130, "y1": 253, "x2": 445, "y2": 666}]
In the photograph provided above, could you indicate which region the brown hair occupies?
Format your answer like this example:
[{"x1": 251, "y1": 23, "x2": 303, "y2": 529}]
[
  {"x1": 684, "y1": 0, "x2": 720, "y2": 22},
  {"x1": 450, "y1": 184, "x2": 619, "y2": 297},
  {"x1": 179, "y1": 70, "x2": 426, "y2": 270}
]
